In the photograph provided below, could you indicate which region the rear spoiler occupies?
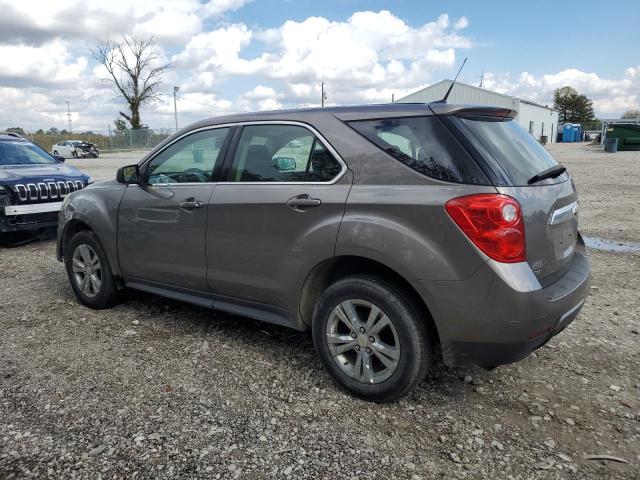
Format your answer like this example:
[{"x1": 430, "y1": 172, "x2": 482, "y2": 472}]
[{"x1": 429, "y1": 103, "x2": 517, "y2": 120}]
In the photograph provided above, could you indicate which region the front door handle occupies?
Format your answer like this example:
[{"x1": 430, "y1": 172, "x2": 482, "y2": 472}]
[
  {"x1": 287, "y1": 194, "x2": 321, "y2": 212},
  {"x1": 179, "y1": 200, "x2": 204, "y2": 209}
]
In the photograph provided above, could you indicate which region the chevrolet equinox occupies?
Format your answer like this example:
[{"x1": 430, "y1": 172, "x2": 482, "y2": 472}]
[{"x1": 57, "y1": 103, "x2": 590, "y2": 402}]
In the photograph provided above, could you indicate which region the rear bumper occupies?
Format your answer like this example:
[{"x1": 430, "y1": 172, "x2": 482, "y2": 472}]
[{"x1": 421, "y1": 236, "x2": 591, "y2": 367}]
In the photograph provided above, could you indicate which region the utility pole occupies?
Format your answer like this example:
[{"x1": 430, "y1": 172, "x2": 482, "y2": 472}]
[
  {"x1": 66, "y1": 101, "x2": 72, "y2": 133},
  {"x1": 320, "y1": 82, "x2": 327, "y2": 107},
  {"x1": 173, "y1": 86, "x2": 179, "y2": 130}
]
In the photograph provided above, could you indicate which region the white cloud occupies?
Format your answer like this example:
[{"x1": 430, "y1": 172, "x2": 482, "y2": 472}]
[
  {"x1": 1, "y1": 3, "x2": 638, "y2": 131},
  {"x1": 0, "y1": 0, "x2": 250, "y2": 44},
  {"x1": 243, "y1": 85, "x2": 280, "y2": 100},
  {"x1": 0, "y1": 40, "x2": 87, "y2": 87},
  {"x1": 483, "y1": 67, "x2": 640, "y2": 116}
]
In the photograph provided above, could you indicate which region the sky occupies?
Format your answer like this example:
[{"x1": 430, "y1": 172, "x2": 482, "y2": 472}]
[{"x1": 0, "y1": 0, "x2": 638, "y2": 132}]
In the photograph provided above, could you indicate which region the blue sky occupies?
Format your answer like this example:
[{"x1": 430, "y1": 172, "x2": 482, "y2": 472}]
[
  {"x1": 0, "y1": 0, "x2": 638, "y2": 130},
  {"x1": 230, "y1": 0, "x2": 638, "y2": 78}
]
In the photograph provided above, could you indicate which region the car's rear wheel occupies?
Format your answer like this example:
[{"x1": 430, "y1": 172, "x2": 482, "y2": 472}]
[
  {"x1": 312, "y1": 275, "x2": 432, "y2": 402},
  {"x1": 65, "y1": 230, "x2": 119, "y2": 309}
]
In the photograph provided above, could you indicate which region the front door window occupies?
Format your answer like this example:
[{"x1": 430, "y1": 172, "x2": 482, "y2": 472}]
[{"x1": 146, "y1": 128, "x2": 230, "y2": 184}]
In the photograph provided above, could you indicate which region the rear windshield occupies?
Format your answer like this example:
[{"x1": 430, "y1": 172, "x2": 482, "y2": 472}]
[
  {"x1": 348, "y1": 116, "x2": 488, "y2": 184},
  {"x1": 0, "y1": 140, "x2": 56, "y2": 165},
  {"x1": 457, "y1": 117, "x2": 564, "y2": 186}
]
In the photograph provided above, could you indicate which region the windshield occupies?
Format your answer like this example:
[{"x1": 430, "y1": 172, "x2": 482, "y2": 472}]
[
  {"x1": 0, "y1": 140, "x2": 57, "y2": 165},
  {"x1": 457, "y1": 117, "x2": 565, "y2": 186}
]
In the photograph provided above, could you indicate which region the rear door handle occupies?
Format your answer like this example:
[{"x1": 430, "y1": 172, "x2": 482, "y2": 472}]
[
  {"x1": 287, "y1": 194, "x2": 321, "y2": 212},
  {"x1": 179, "y1": 200, "x2": 204, "y2": 209}
]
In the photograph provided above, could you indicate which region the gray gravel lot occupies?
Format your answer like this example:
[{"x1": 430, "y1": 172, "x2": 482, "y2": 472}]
[{"x1": 1, "y1": 143, "x2": 639, "y2": 479}]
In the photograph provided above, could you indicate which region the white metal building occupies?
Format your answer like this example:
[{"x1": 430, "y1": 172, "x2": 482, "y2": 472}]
[{"x1": 397, "y1": 80, "x2": 559, "y2": 143}]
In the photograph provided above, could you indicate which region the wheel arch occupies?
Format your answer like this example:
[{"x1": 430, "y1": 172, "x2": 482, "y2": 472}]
[
  {"x1": 59, "y1": 218, "x2": 92, "y2": 260},
  {"x1": 298, "y1": 255, "x2": 441, "y2": 348},
  {"x1": 58, "y1": 194, "x2": 123, "y2": 279}
]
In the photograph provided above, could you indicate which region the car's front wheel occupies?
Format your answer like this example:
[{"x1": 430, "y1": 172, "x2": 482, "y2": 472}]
[
  {"x1": 312, "y1": 275, "x2": 432, "y2": 402},
  {"x1": 53, "y1": 150, "x2": 59, "y2": 156},
  {"x1": 65, "y1": 230, "x2": 120, "y2": 309}
]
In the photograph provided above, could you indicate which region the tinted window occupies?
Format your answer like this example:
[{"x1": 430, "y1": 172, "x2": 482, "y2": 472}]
[
  {"x1": 146, "y1": 128, "x2": 230, "y2": 184},
  {"x1": 457, "y1": 117, "x2": 563, "y2": 186},
  {"x1": 0, "y1": 140, "x2": 56, "y2": 165},
  {"x1": 229, "y1": 124, "x2": 341, "y2": 182},
  {"x1": 348, "y1": 116, "x2": 487, "y2": 184}
]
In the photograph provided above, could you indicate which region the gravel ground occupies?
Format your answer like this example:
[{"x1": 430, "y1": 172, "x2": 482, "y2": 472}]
[{"x1": 1, "y1": 143, "x2": 639, "y2": 479}]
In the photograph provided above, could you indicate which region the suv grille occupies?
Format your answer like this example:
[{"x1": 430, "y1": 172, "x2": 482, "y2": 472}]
[{"x1": 11, "y1": 180, "x2": 85, "y2": 204}]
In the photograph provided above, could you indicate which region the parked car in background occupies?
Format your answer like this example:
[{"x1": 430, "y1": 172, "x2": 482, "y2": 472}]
[
  {"x1": 57, "y1": 103, "x2": 590, "y2": 402},
  {"x1": 52, "y1": 140, "x2": 99, "y2": 159},
  {"x1": 0, "y1": 132, "x2": 91, "y2": 236}
]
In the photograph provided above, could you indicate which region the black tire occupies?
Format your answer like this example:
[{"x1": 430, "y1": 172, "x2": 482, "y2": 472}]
[
  {"x1": 64, "y1": 230, "x2": 120, "y2": 309},
  {"x1": 53, "y1": 150, "x2": 59, "y2": 156},
  {"x1": 312, "y1": 275, "x2": 432, "y2": 402},
  {"x1": 72, "y1": 150, "x2": 78, "y2": 158}
]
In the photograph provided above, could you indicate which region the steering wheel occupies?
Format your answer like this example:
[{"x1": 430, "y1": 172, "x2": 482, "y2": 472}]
[{"x1": 180, "y1": 168, "x2": 209, "y2": 183}]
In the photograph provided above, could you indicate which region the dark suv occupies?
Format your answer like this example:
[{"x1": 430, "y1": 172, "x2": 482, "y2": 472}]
[
  {"x1": 0, "y1": 133, "x2": 91, "y2": 236},
  {"x1": 57, "y1": 103, "x2": 590, "y2": 402}
]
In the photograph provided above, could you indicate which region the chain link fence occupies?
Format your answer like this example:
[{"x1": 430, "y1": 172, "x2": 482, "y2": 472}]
[{"x1": 21, "y1": 128, "x2": 178, "y2": 154}]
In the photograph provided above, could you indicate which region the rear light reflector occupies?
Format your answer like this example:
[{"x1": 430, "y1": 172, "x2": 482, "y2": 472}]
[{"x1": 445, "y1": 194, "x2": 526, "y2": 263}]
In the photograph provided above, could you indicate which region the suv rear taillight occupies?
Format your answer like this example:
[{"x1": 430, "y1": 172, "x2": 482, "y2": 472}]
[{"x1": 445, "y1": 194, "x2": 526, "y2": 263}]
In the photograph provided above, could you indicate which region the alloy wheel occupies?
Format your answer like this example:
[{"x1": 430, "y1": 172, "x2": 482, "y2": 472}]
[
  {"x1": 326, "y1": 299, "x2": 400, "y2": 384},
  {"x1": 72, "y1": 244, "x2": 102, "y2": 298}
]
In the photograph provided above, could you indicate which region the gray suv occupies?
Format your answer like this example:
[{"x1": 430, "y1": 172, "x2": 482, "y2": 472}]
[{"x1": 57, "y1": 103, "x2": 590, "y2": 402}]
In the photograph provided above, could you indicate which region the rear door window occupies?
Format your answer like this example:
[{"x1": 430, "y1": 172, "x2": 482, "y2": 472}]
[
  {"x1": 229, "y1": 124, "x2": 342, "y2": 183},
  {"x1": 456, "y1": 117, "x2": 566, "y2": 186},
  {"x1": 348, "y1": 116, "x2": 488, "y2": 184}
]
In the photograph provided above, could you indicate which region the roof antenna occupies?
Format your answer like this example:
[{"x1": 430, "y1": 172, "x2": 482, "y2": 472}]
[{"x1": 434, "y1": 57, "x2": 467, "y2": 104}]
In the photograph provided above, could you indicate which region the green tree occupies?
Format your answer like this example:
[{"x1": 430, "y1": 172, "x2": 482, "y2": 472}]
[
  {"x1": 47, "y1": 127, "x2": 59, "y2": 135},
  {"x1": 114, "y1": 118, "x2": 127, "y2": 131},
  {"x1": 553, "y1": 86, "x2": 595, "y2": 123},
  {"x1": 6, "y1": 127, "x2": 25, "y2": 135},
  {"x1": 621, "y1": 109, "x2": 640, "y2": 119},
  {"x1": 35, "y1": 129, "x2": 44, "y2": 134}
]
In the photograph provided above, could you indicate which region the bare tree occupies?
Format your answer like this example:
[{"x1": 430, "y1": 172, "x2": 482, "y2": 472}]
[{"x1": 93, "y1": 36, "x2": 171, "y2": 129}]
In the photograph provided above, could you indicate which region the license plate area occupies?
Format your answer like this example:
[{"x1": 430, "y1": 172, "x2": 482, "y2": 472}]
[{"x1": 548, "y1": 202, "x2": 578, "y2": 261}]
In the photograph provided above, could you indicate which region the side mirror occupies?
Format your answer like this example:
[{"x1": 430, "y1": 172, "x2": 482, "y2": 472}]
[
  {"x1": 116, "y1": 164, "x2": 140, "y2": 184},
  {"x1": 54, "y1": 155, "x2": 65, "y2": 163},
  {"x1": 274, "y1": 157, "x2": 296, "y2": 171}
]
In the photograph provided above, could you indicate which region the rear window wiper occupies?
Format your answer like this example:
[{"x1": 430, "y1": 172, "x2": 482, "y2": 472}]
[{"x1": 527, "y1": 164, "x2": 566, "y2": 185}]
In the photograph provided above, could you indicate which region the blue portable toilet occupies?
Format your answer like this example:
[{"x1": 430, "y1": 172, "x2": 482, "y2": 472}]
[
  {"x1": 574, "y1": 124, "x2": 583, "y2": 142},
  {"x1": 562, "y1": 124, "x2": 574, "y2": 142}
]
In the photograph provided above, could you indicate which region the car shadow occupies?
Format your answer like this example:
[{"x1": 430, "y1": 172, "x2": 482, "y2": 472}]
[{"x1": 107, "y1": 288, "x2": 483, "y2": 404}]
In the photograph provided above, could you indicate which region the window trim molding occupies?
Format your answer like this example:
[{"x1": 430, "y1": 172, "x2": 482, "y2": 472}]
[{"x1": 139, "y1": 120, "x2": 347, "y2": 187}]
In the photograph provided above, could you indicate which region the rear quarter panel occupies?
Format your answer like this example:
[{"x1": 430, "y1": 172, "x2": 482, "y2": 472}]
[{"x1": 336, "y1": 183, "x2": 497, "y2": 282}]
